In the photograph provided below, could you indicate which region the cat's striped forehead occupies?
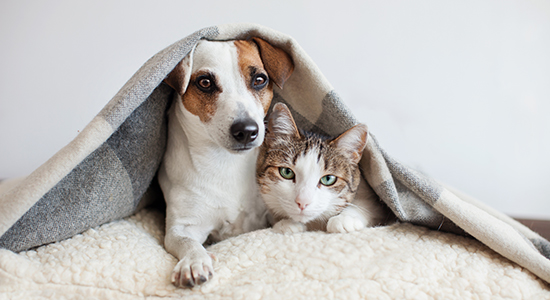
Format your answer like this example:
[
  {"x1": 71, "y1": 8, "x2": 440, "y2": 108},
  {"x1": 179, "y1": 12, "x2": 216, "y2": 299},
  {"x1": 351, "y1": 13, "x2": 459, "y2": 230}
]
[
  {"x1": 265, "y1": 133, "x2": 353, "y2": 177},
  {"x1": 291, "y1": 135, "x2": 327, "y2": 165}
]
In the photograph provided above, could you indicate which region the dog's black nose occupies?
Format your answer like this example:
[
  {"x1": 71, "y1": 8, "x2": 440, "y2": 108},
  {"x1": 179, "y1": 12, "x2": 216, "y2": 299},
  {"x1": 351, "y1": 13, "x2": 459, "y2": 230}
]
[{"x1": 231, "y1": 119, "x2": 259, "y2": 144}]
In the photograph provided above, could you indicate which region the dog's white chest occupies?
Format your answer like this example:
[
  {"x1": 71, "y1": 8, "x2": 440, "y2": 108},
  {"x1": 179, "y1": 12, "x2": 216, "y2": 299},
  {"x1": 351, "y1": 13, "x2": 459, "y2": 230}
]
[
  {"x1": 205, "y1": 159, "x2": 267, "y2": 241},
  {"x1": 210, "y1": 196, "x2": 266, "y2": 242},
  {"x1": 160, "y1": 136, "x2": 268, "y2": 243}
]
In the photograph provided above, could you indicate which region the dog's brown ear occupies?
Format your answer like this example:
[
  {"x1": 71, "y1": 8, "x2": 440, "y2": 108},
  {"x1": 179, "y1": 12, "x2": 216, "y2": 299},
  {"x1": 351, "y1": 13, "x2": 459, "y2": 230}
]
[
  {"x1": 251, "y1": 37, "x2": 294, "y2": 89},
  {"x1": 164, "y1": 51, "x2": 193, "y2": 96}
]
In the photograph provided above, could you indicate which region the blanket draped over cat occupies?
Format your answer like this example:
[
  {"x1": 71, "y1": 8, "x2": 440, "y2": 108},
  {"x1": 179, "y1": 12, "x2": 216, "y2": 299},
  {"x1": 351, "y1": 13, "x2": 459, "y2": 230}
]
[{"x1": 0, "y1": 23, "x2": 548, "y2": 284}]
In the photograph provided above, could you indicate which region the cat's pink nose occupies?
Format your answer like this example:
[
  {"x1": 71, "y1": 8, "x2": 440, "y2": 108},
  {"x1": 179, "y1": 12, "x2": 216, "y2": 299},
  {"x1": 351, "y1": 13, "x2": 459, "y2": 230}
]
[{"x1": 295, "y1": 198, "x2": 310, "y2": 211}]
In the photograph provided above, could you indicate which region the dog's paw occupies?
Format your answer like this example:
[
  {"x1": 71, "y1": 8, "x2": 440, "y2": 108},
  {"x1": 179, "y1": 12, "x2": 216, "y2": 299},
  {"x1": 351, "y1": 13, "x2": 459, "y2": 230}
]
[
  {"x1": 171, "y1": 249, "x2": 215, "y2": 288},
  {"x1": 273, "y1": 219, "x2": 307, "y2": 234},
  {"x1": 327, "y1": 214, "x2": 365, "y2": 233}
]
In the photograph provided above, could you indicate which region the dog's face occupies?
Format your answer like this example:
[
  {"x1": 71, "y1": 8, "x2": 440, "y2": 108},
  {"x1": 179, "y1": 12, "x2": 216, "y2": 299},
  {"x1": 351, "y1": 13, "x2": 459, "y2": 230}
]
[{"x1": 165, "y1": 38, "x2": 294, "y2": 153}]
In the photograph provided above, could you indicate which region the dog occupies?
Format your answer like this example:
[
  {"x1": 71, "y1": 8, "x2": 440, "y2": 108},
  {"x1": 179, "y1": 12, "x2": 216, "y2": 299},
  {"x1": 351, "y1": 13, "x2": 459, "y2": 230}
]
[{"x1": 158, "y1": 37, "x2": 294, "y2": 288}]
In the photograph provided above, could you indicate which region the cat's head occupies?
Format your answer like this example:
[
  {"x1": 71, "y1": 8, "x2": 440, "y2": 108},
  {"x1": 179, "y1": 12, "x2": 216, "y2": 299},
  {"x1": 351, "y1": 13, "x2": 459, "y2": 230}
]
[{"x1": 257, "y1": 103, "x2": 369, "y2": 224}]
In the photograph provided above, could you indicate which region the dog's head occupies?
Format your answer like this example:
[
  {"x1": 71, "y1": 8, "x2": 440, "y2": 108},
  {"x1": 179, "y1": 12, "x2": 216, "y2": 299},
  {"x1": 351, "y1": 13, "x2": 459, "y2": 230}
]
[{"x1": 164, "y1": 38, "x2": 294, "y2": 153}]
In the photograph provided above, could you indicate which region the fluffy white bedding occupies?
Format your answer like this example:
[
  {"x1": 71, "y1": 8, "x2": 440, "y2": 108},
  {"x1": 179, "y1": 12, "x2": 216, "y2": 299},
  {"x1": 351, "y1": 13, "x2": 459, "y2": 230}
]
[{"x1": 0, "y1": 208, "x2": 548, "y2": 300}]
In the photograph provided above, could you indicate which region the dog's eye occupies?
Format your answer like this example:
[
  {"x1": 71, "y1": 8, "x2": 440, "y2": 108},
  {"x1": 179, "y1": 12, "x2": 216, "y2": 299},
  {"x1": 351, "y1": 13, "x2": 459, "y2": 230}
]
[
  {"x1": 196, "y1": 75, "x2": 216, "y2": 92},
  {"x1": 199, "y1": 78, "x2": 212, "y2": 89},
  {"x1": 199, "y1": 78, "x2": 211, "y2": 88},
  {"x1": 252, "y1": 74, "x2": 268, "y2": 90}
]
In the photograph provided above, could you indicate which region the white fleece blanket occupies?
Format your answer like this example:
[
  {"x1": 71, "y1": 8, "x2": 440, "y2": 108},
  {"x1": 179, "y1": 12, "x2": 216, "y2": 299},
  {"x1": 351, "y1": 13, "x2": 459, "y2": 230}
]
[{"x1": 1, "y1": 208, "x2": 548, "y2": 300}]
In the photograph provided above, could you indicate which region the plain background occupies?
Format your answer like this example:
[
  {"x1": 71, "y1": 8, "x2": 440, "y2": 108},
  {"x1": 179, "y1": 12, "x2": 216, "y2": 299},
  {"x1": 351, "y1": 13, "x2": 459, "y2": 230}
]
[{"x1": 1, "y1": 0, "x2": 549, "y2": 219}]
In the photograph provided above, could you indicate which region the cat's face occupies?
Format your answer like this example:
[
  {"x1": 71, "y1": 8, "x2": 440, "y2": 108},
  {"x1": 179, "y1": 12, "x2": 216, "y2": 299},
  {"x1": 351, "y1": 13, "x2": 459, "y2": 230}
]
[{"x1": 257, "y1": 103, "x2": 368, "y2": 224}]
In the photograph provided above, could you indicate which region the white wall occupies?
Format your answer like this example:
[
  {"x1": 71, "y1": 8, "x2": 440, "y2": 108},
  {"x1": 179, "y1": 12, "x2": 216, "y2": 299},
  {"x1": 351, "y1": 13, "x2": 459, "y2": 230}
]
[{"x1": 1, "y1": 0, "x2": 549, "y2": 218}]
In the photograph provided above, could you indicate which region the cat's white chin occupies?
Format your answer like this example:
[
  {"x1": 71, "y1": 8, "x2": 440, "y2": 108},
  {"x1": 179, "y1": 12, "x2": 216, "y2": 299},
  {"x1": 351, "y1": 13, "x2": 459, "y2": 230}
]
[{"x1": 288, "y1": 213, "x2": 316, "y2": 224}]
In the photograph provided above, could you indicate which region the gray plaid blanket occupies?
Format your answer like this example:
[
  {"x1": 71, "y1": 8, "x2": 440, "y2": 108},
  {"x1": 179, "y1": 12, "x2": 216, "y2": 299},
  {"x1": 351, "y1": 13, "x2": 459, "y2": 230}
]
[{"x1": 1, "y1": 23, "x2": 548, "y2": 284}]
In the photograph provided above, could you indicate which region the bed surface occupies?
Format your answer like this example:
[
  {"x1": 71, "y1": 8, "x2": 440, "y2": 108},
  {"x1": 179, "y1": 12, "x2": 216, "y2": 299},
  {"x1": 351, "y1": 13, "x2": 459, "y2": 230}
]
[{"x1": 1, "y1": 208, "x2": 549, "y2": 300}]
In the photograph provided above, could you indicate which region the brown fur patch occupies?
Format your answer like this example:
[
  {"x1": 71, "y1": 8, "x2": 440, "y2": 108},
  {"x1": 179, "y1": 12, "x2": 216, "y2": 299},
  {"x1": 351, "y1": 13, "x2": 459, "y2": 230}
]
[
  {"x1": 181, "y1": 70, "x2": 221, "y2": 123},
  {"x1": 251, "y1": 37, "x2": 294, "y2": 89},
  {"x1": 234, "y1": 40, "x2": 274, "y2": 114}
]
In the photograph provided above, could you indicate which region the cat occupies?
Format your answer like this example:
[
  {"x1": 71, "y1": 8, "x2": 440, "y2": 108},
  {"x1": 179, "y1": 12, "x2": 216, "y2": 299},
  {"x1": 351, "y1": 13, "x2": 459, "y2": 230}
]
[{"x1": 256, "y1": 102, "x2": 392, "y2": 234}]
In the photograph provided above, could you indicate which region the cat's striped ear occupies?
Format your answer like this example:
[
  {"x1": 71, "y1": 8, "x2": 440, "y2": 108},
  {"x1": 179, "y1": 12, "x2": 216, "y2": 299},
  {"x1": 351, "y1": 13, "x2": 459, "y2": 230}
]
[
  {"x1": 266, "y1": 103, "x2": 300, "y2": 141},
  {"x1": 330, "y1": 124, "x2": 369, "y2": 164}
]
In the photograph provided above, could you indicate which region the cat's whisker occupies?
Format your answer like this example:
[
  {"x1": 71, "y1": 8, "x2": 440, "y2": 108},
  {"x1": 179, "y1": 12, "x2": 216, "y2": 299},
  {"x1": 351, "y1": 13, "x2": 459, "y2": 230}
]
[{"x1": 346, "y1": 202, "x2": 370, "y2": 214}]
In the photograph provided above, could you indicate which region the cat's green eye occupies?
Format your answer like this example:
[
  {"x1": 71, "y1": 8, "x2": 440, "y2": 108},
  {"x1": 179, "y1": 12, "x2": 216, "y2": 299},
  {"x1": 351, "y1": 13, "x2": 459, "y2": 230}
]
[
  {"x1": 279, "y1": 167, "x2": 295, "y2": 180},
  {"x1": 320, "y1": 175, "x2": 337, "y2": 186}
]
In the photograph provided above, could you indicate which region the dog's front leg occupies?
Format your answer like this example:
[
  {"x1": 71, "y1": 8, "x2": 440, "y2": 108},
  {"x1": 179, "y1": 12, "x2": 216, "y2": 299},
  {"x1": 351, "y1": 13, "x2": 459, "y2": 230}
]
[{"x1": 165, "y1": 224, "x2": 214, "y2": 288}]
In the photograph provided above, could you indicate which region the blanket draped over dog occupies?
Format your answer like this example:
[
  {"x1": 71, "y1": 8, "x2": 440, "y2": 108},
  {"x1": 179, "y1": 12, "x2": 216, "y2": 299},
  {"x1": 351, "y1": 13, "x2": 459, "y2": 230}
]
[{"x1": 0, "y1": 23, "x2": 549, "y2": 286}]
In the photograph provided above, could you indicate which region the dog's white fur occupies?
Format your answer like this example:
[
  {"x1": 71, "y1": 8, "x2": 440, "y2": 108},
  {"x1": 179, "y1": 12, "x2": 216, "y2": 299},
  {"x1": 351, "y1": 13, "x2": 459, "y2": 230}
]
[{"x1": 158, "y1": 39, "x2": 293, "y2": 288}]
